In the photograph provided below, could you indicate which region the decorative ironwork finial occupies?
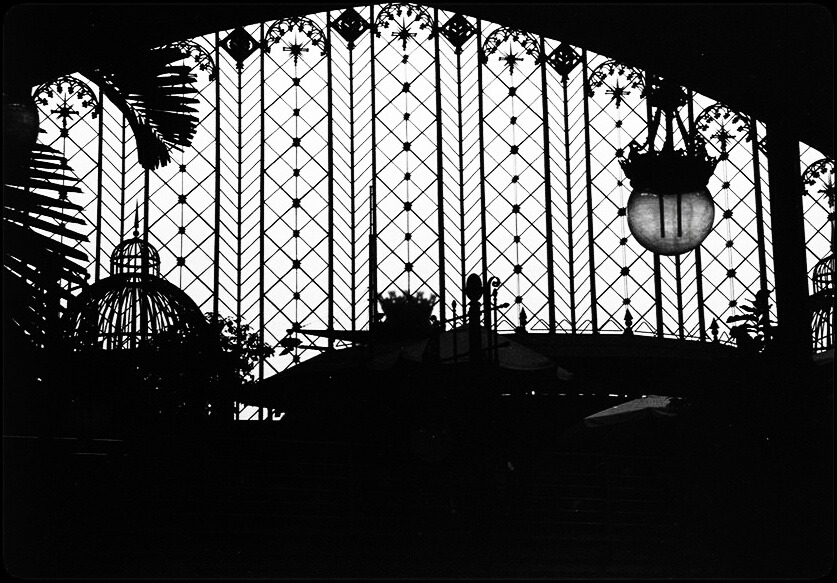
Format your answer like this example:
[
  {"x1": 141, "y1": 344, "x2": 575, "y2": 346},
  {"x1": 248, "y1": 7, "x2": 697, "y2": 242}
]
[
  {"x1": 710, "y1": 318, "x2": 719, "y2": 343},
  {"x1": 585, "y1": 60, "x2": 643, "y2": 107},
  {"x1": 331, "y1": 8, "x2": 370, "y2": 49},
  {"x1": 439, "y1": 13, "x2": 475, "y2": 53},
  {"x1": 623, "y1": 308, "x2": 634, "y2": 335},
  {"x1": 545, "y1": 42, "x2": 581, "y2": 79},
  {"x1": 517, "y1": 307, "x2": 528, "y2": 334},
  {"x1": 221, "y1": 27, "x2": 258, "y2": 70},
  {"x1": 133, "y1": 203, "x2": 140, "y2": 238},
  {"x1": 265, "y1": 17, "x2": 329, "y2": 58}
]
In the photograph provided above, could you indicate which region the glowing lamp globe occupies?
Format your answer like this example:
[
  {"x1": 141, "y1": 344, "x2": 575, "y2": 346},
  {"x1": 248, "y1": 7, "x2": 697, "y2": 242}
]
[
  {"x1": 627, "y1": 187, "x2": 715, "y2": 256},
  {"x1": 621, "y1": 138, "x2": 717, "y2": 256}
]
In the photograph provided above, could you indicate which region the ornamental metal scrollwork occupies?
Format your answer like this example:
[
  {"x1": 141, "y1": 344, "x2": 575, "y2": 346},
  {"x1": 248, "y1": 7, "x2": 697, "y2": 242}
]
[
  {"x1": 34, "y1": 75, "x2": 100, "y2": 137},
  {"x1": 545, "y1": 42, "x2": 581, "y2": 78},
  {"x1": 585, "y1": 60, "x2": 644, "y2": 108},
  {"x1": 802, "y1": 158, "x2": 835, "y2": 206},
  {"x1": 163, "y1": 40, "x2": 218, "y2": 81},
  {"x1": 480, "y1": 27, "x2": 542, "y2": 70},
  {"x1": 439, "y1": 13, "x2": 475, "y2": 53},
  {"x1": 374, "y1": 3, "x2": 434, "y2": 34},
  {"x1": 264, "y1": 16, "x2": 329, "y2": 57},
  {"x1": 694, "y1": 103, "x2": 750, "y2": 154},
  {"x1": 374, "y1": 3, "x2": 434, "y2": 52},
  {"x1": 331, "y1": 8, "x2": 370, "y2": 48}
]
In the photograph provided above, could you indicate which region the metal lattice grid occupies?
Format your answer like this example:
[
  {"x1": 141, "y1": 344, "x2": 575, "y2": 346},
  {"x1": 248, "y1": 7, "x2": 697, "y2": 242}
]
[
  {"x1": 371, "y1": 5, "x2": 441, "y2": 313},
  {"x1": 262, "y1": 16, "x2": 332, "y2": 374},
  {"x1": 479, "y1": 23, "x2": 550, "y2": 331},
  {"x1": 800, "y1": 145, "x2": 834, "y2": 293},
  {"x1": 693, "y1": 96, "x2": 773, "y2": 343},
  {"x1": 33, "y1": 76, "x2": 100, "y2": 284},
  {"x1": 436, "y1": 9, "x2": 481, "y2": 320},
  {"x1": 146, "y1": 38, "x2": 218, "y2": 313},
  {"x1": 330, "y1": 8, "x2": 374, "y2": 334},
  {"x1": 542, "y1": 36, "x2": 582, "y2": 334},
  {"x1": 32, "y1": 2, "x2": 823, "y2": 379},
  {"x1": 584, "y1": 57, "x2": 655, "y2": 336}
]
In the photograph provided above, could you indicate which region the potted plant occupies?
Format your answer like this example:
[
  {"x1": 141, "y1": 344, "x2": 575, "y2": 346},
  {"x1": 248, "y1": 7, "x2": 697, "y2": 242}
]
[{"x1": 376, "y1": 290, "x2": 438, "y2": 338}]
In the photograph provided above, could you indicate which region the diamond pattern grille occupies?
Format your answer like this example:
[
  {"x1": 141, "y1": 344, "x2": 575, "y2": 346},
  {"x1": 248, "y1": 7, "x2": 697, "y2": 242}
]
[
  {"x1": 585, "y1": 54, "x2": 655, "y2": 335},
  {"x1": 34, "y1": 76, "x2": 100, "y2": 282},
  {"x1": 801, "y1": 146, "x2": 834, "y2": 294},
  {"x1": 33, "y1": 4, "x2": 804, "y2": 378},
  {"x1": 373, "y1": 7, "x2": 440, "y2": 304},
  {"x1": 479, "y1": 23, "x2": 550, "y2": 331}
]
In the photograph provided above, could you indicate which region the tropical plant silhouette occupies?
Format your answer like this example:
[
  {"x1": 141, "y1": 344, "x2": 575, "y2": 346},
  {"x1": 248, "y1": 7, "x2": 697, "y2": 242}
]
[
  {"x1": 4, "y1": 45, "x2": 201, "y2": 355},
  {"x1": 726, "y1": 288, "x2": 772, "y2": 353}
]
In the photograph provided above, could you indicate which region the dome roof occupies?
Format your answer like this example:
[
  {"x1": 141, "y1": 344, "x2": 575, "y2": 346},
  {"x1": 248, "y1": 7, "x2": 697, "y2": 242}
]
[
  {"x1": 111, "y1": 225, "x2": 161, "y2": 277},
  {"x1": 813, "y1": 252, "x2": 834, "y2": 293},
  {"x1": 63, "y1": 219, "x2": 205, "y2": 351},
  {"x1": 62, "y1": 273, "x2": 206, "y2": 351}
]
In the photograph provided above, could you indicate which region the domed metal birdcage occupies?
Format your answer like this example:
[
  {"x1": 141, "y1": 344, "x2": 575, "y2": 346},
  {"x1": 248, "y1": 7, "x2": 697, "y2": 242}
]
[
  {"x1": 811, "y1": 252, "x2": 835, "y2": 353},
  {"x1": 63, "y1": 226, "x2": 205, "y2": 351},
  {"x1": 110, "y1": 233, "x2": 161, "y2": 277}
]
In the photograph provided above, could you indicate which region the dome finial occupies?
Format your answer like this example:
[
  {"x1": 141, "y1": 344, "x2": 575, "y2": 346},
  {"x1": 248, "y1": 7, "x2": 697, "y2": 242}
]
[{"x1": 133, "y1": 203, "x2": 140, "y2": 239}]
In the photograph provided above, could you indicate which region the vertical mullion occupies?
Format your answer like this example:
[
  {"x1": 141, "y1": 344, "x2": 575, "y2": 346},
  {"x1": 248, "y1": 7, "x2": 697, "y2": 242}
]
[
  {"x1": 581, "y1": 49, "x2": 598, "y2": 333},
  {"x1": 141, "y1": 168, "x2": 150, "y2": 345},
  {"x1": 750, "y1": 118, "x2": 768, "y2": 295},
  {"x1": 539, "y1": 36, "x2": 556, "y2": 333},
  {"x1": 349, "y1": 47, "x2": 356, "y2": 330},
  {"x1": 369, "y1": 4, "x2": 377, "y2": 328},
  {"x1": 675, "y1": 256, "x2": 684, "y2": 338},
  {"x1": 94, "y1": 88, "x2": 104, "y2": 282},
  {"x1": 434, "y1": 8, "x2": 446, "y2": 327},
  {"x1": 646, "y1": 72, "x2": 664, "y2": 337},
  {"x1": 326, "y1": 14, "x2": 335, "y2": 348},
  {"x1": 142, "y1": 170, "x2": 150, "y2": 248},
  {"x1": 236, "y1": 60, "x2": 243, "y2": 330},
  {"x1": 689, "y1": 89, "x2": 707, "y2": 341},
  {"x1": 258, "y1": 23, "x2": 265, "y2": 390},
  {"x1": 456, "y1": 48, "x2": 467, "y2": 312},
  {"x1": 120, "y1": 117, "x2": 127, "y2": 240},
  {"x1": 213, "y1": 32, "x2": 221, "y2": 317},
  {"x1": 477, "y1": 19, "x2": 490, "y2": 328},
  {"x1": 562, "y1": 76, "x2": 576, "y2": 333}
]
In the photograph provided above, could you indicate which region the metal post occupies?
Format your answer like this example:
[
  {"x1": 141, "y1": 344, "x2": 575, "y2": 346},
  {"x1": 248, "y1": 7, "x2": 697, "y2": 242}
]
[
  {"x1": 675, "y1": 256, "x2": 685, "y2": 339},
  {"x1": 688, "y1": 90, "x2": 707, "y2": 341},
  {"x1": 563, "y1": 76, "x2": 576, "y2": 334},
  {"x1": 434, "y1": 8, "x2": 447, "y2": 327},
  {"x1": 326, "y1": 14, "x2": 335, "y2": 349},
  {"x1": 467, "y1": 275, "x2": 483, "y2": 364},
  {"x1": 750, "y1": 117, "x2": 770, "y2": 344},
  {"x1": 452, "y1": 300, "x2": 459, "y2": 363},
  {"x1": 258, "y1": 23, "x2": 265, "y2": 415},
  {"x1": 349, "y1": 42, "x2": 356, "y2": 330},
  {"x1": 539, "y1": 36, "x2": 556, "y2": 333},
  {"x1": 213, "y1": 32, "x2": 222, "y2": 317},
  {"x1": 581, "y1": 50, "x2": 598, "y2": 332},
  {"x1": 120, "y1": 117, "x2": 127, "y2": 241},
  {"x1": 646, "y1": 72, "x2": 664, "y2": 337},
  {"x1": 141, "y1": 169, "x2": 150, "y2": 345},
  {"x1": 750, "y1": 119, "x2": 769, "y2": 294},
  {"x1": 766, "y1": 120, "x2": 811, "y2": 361},
  {"x1": 369, "y1": 183, "x2": 377, "y2": 324},
  {"x1": 369, "y1": 4, "x2": 378, "y2": 328},
  {"x1": 236, "y1": 56, "x2": 243, "y2": 331},
  {"x1": 477, "y1": 20, "x2": 490, "y2": 330},
  {"x1": 456, "y1": 49, "x2": 467, "y2": 312},
  {"x1": 94, "y1": 88, "x2": 104, "y2": 282}
]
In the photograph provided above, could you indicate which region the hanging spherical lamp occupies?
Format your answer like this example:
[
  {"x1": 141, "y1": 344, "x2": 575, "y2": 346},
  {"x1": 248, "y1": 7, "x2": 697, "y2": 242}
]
[{"x1": 621, "y1": 78, "x2": 718, "y2": 256}]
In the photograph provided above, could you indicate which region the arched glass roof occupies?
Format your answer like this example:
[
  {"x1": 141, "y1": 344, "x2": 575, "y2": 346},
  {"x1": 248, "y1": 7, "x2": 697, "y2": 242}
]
[{"x1": 31, "y1": 3, "x2": 833, "y2": 390}]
